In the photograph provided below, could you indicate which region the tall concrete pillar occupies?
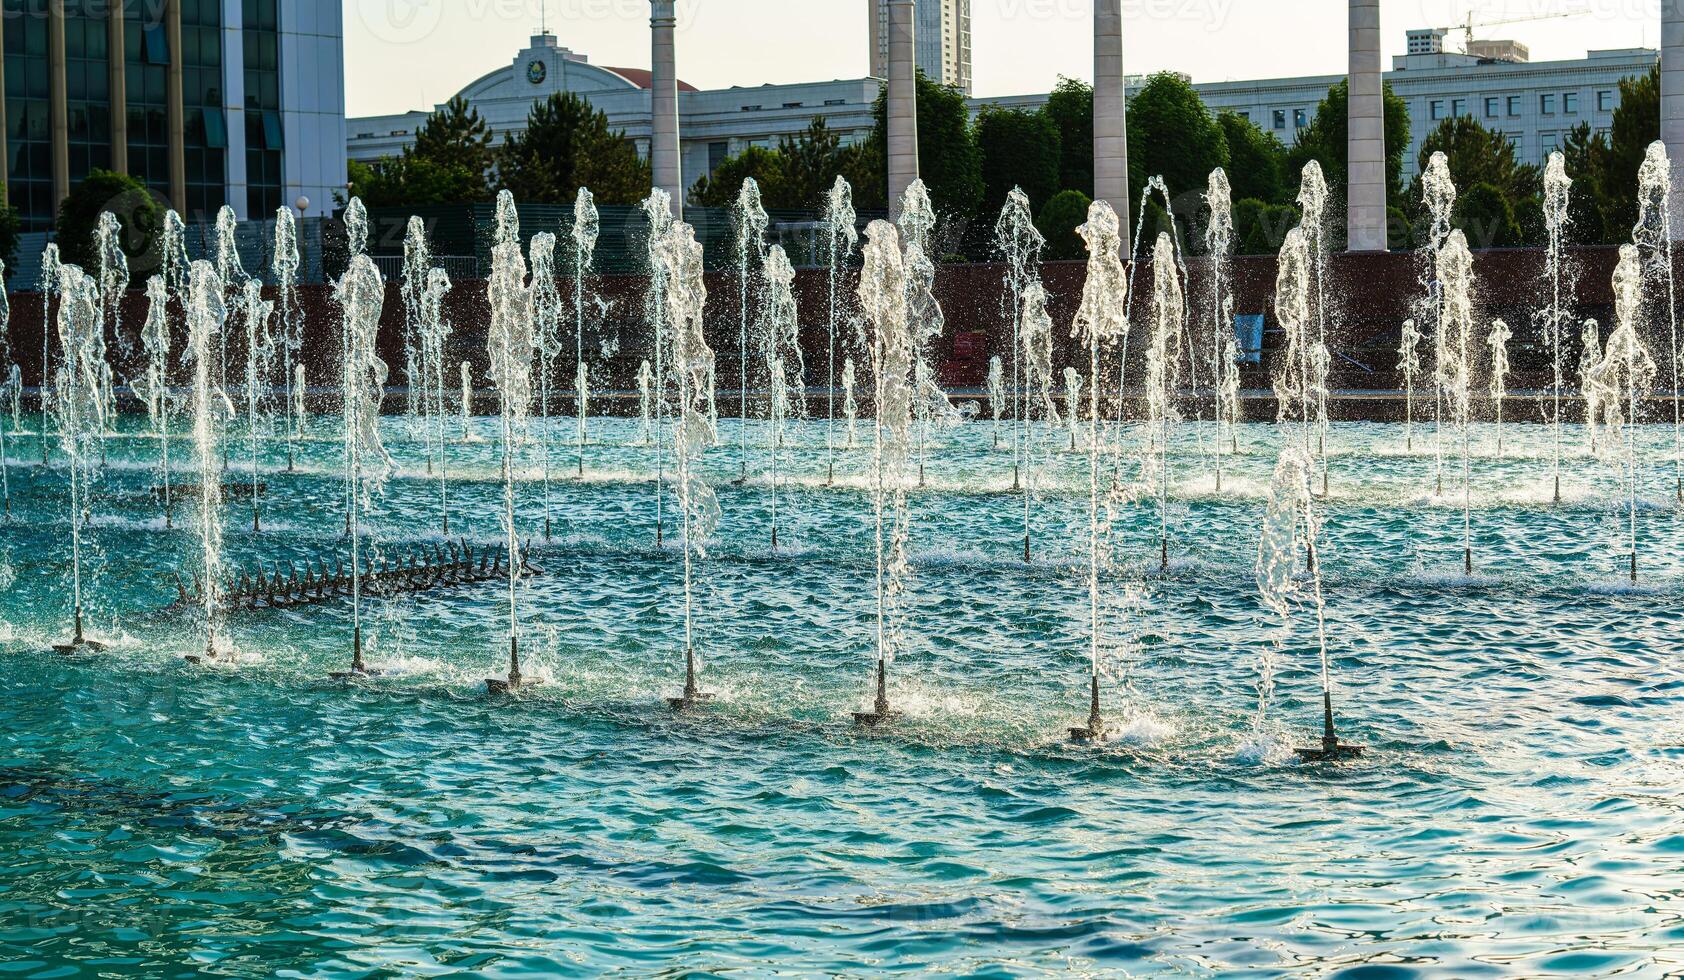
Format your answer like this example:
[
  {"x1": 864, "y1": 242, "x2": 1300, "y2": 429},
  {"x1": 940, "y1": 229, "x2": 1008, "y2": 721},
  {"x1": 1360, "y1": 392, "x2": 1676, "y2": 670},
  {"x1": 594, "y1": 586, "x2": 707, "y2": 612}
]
[
  {"x1": 48, "y1": 0, "x2": 69, "y2": 209},
  {"x1": 110, "y1": 5, "x2": 128, "y2": 174},
  {"x1": 886, "y1": 0, "x2": 918, "y2": 220},
  {"x1": 650, "y1": 1, "x2": 682, "y2": 220},
  {"x1": 1347, "y1": 0, "x2": 1387, "y2": 252},
  {"x1": 166, "y1": 0, "x2": 187, "y2": 213},
  {"x1": 1093, "y1": 0, "x2": 1129, "y2": 235},
  {"x1": 1665, "y1": 0, "x2": 1684, "y2": 236}
]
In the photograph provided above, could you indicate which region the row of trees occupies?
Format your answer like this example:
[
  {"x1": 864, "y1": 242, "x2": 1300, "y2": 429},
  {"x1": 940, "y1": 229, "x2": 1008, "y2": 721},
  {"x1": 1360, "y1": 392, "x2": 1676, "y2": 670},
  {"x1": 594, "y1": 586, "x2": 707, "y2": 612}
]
[{"x1": 341, "y1": 60, "x2": 1666, "y2": 259}]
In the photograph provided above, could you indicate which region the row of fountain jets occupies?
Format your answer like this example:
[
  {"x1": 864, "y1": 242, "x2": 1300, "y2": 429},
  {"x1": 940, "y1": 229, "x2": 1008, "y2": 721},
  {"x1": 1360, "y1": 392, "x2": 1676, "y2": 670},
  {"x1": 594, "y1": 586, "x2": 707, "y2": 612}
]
[{"x1": 9, "y1": 136, "x2": 1681, "y2": 759}]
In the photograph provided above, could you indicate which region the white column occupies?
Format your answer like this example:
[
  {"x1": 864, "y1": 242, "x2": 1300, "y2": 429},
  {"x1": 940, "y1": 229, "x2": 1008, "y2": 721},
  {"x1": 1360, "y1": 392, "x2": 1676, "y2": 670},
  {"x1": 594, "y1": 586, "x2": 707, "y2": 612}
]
[
  {"x1": 650, "y1": 0, "x2": 682, "y2": 220},
  {"x1": 1093, "y1": 0, "x2": 1129, "y2": 235},
  {"x1": 1347, "y1": 0, "x2": 1387, "y2": 252},
  {"x1": 886, "y1": 0, "x2": 918, "y2": 220},
  {"x1": 1665, "y1": 0, "x2": 1684, "y2": 236},
  {"x1": 222, "y1": 0, "x2": 249, "y2": 219}
]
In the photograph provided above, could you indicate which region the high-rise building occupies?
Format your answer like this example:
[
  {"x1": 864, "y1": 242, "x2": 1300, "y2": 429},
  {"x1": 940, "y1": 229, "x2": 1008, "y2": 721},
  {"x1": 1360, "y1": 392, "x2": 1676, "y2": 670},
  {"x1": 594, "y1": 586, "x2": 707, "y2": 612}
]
[
  {"x1": 868, "y1": 0, "x2": 971, "y2": 95},
  {"x1": 1, "y1": 0, "x2": 347, "y2": 232}
]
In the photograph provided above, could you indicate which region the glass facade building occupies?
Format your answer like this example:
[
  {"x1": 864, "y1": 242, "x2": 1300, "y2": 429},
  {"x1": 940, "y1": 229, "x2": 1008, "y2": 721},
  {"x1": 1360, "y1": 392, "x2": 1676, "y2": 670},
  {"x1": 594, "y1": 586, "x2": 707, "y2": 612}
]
[{"x1": 1, "y1": 0, "x2": 344, "y2": 233}]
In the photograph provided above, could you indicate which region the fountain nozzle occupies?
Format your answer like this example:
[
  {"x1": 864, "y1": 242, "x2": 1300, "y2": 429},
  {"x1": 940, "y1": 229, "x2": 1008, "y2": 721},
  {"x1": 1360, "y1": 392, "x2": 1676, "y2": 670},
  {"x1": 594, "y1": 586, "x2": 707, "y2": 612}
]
[
  {"x1": 53, "y1": 605, "x2": 106, "y2": 654},
  {"x1": 853, "y1": 657, "x2": 898, "y2": 726},
  {"x1": 667, "y1": 645, "x2": 714, "y2": 710},
  {"x1": 1294, "y1": 689, "x2": 1363, "y2": 762},
  {"x1": 486, "y1": 635, "x2": 541, "y2": 694},
  {"x1": 1068, "y1": 673, "x2": 1105, "y2": 743}
]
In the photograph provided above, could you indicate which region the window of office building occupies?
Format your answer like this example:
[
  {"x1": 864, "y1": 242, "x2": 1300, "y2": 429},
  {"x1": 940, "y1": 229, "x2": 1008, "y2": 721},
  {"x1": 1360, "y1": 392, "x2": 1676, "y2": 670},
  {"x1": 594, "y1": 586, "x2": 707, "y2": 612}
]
[
  {"x1": 1507, "y1": 95, "x2": 1522, "y2": 116},
  {"x1": 1598, "y1": 90, "x2": 1615, "y2": 112},
  {"x1": 1430, "y1": 100, "x2": 1445, "y2": 120},
  {"x1": 1563, "y1": 91, "x2": 1579, "y2": 115},
  {"x1": 1540, "y1": 93, "x2": 1556, "y2": 114},
  {"x1": 243, "y1": 0, "x2": 282, "y2": 218},
  {"x1": 1272, "y1": 109, "x2": 1285, "y2": 130},
  {"x1": 5, "y1": 0, "x2": 56, "y2": 230},
  {"x1": 707, "y1": 141, "x2": 728, "y2": 174},
  {"x1": 126, "y1": 0, "x2": 174, "y2": 206},
  {"x1": 1293, "y1": 108, "x2": 1306, "y2": 129},
  {"x1": 180, "y1": 0, "x2": 226, "y2": 220},
  {"x1": 1485, "y1": 97, "x2": 1500, "y2": 117},
  {"x1": 1451, "y1": 98, "x2": 1465, "y2": 117}
]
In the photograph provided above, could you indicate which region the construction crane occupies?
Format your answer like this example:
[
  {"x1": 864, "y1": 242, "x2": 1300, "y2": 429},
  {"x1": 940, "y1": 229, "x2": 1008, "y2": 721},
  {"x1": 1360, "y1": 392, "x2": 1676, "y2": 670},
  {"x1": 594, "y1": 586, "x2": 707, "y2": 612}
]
[{"x1": 1438, "y1": 5, "x2": 1591, "y2": 51}]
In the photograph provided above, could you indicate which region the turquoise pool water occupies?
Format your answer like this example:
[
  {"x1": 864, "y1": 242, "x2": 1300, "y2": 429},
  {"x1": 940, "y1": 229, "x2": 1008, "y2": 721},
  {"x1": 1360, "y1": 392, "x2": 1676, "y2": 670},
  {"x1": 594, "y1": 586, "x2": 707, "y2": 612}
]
[{"x1": 1, "y1": 416, "x2": 1682, "y2": 976}]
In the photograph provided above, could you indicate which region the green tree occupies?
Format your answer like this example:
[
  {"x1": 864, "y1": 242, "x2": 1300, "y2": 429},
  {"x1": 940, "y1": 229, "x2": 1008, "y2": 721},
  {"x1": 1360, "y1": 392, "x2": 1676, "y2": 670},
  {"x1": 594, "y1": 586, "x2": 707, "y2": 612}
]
[
  {"x1": 867, "y1": 69, "x2": 984, "y2": 219},
  {"x1": 1232, "y1": 197, "x2": 1300, "y2": 256},
  {"x1": 1286, "y1": 80, "x2": 1412, "y2": 205},
  {"x1": 1042, "y1": 77, "x2": 1094, "y2": 196},
  {"x1": 1560, "y1": 122, "x2": 1613, "y2": 244},
  {"x1": 1416, "y1": 115, "x2": 1538, "y2": 207},
  {"x1": 1600, "y1": 61, "x2": 1659, "y2": 239},
  {"x1": 1125, "y1": 72, "x2": 1228, "y2": 204},
  {"x1": 55, "y1": 169, "x2": 161, "y2": 272},
  {"x1": 1036, "y1": 189, "x2": 1091, "y2": 260},
  {"x1": 1455, "y1": 182, "x2": 1522, "y2": 248},
  {"x1": 349, "y1": 153, "x2": 486, "y2": 209},
  {"x1": 688, "y1": 145, "x2": 788, "y2": 209},
  {"x1": 1218, "y1": 110, "x2": 1287, "y2": 206},
  {"x1": 774, "y1": 118, "x2": 856, "y2": 209},
  {"x1": 975, "y1": 105, "x2": 1062, "y2": 217},
  {"x1": 497, "y1": 92, "x2": 650, "y2": 205},
  {"x1": 411, "y1": 96, "x2": 495, "y2": 187}
]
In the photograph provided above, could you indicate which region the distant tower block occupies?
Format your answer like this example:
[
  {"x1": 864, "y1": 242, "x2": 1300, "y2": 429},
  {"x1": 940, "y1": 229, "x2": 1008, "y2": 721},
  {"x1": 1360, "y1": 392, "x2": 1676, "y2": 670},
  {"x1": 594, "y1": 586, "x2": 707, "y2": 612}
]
[
  {"x1": 1666, "y1": 0, "x2": 1684, "y2": 235},
  {"x1": 1093, "y1": 0, "x2": 1130, "y2": 237},
  {"x1": 1347, "y1": 0, "x2": 1388, "y2": 252},
  {"x1": 886, "y1": 0, "x2": 919, "y2": 220},
  {"x1": 650, "y1": 0, "x2": 682, "y2": 219}
]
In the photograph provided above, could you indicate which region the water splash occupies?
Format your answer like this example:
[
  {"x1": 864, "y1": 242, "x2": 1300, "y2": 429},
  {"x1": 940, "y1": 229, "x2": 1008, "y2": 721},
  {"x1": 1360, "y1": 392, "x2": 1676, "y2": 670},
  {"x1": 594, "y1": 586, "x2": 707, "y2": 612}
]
[
  {"x1": 336, "y1": 251, "x2": 392, "y2": 674},
  {"x1": 273, "y1": 207, "x2": 303, "y2": 471},
  {"x1": 1021, "y1": 282, "x2": 1061, "y2": 561},
  {"x1": 643, "y1": 188, "x2": 676, "y2": 544},
  {"x1": 485, "y1": 191, "x2": 535, "y2": 687},
  {"x1": 419, "y1": 268, "x2": 454, "y2": 533},
  {"x1": 402, "y1": 217, "x2": 432, "y2": 427},
  {"x1": 185, "y1": 262, "x2": 228, "y2": 658},
  {"x1": 1420, "y1": 153, "x2": 1457, "y2": 496},
  {"x1": 1397, "y1": 318, "x2": 1422, "y2": 452},
  {"x1": 996, "y1": 186, "x2": 1045, "y2": 487},
  {"x1": 823, "y1": 177, "x2": 859, "y2": 482},
  {"x1": 1542, "y1": 153, "x2": 1574, "y2": 502},
  {"x1": 1633, "y1": 141, "x2": 1681, "y2": 502},
  {"x1": 1297, "y1": 163, "x2": 1333, "y2": 493},
  {"x1": 637, "y1": 360, "x2": 654, "y2": 445},
  {"x1": 904, "y1": 237, "x2": 953, "y2": 487},
  {"x1": 759, "y1": 245, "x2": 803, "y2": 550},
  {"x1": 857, "y1": 220, "x2": 914, "y2": 716},
  {"x1": 572, "y1": 188, "x2": 603, "y2": 475},
  {"x1": 1579, "y1": 319, "x2": 1605, "y2": 454},
  {"x1": 986, "y1": 356, "x2": 1004, "y2": 450},
  {"x1": 528, "y1": 232, "x2": 562, "y2": 540},
  {"x1": 0, "y1": 261, "x2": 10, "y2": 519},
  {"x1": 734, "y1": 180, "x2": 770, "y2": 478},
  {"x1": 841, "y1": 357, "x2": 859, "y2": 448},
  {"x1": 1071, "y1": 201, "x2": 1130, "y2": 737},
  {"x1": 1204, "y1": 168, "x2": 1237, "y2": 489},
  {"x1": 52, "y1": 264, "x2": 107, "y2": 645},
  {"x1": 1593, "y1": 247, "x2": 1657, "y2": 583},
  {"x1": 1437, "y1": 231, "x2": 1477, "y2": 574},
  {"x1": 651, "y1": 220, "x2": 719, "y2": 702},
  {"x1": 138, "y1": 276, "x2": 173, "y2": 527},
  {"x1": 241, "y1": 279, "x2": 275, "y2": 532},
  {"x1": 1063, "y1": 365, "x2": 1084, "y2": 452},
  {"x1": 1488, "y1": 318, "x2": 1512, "y2": 456},
  {"x1": 37, "y1": 243, "x2": 61, "y2": 464},
  {"x1": 459, "y1": 361, "x2": 473, "y2": 442},
  {"x1": 95, "y1": 213, "x2": 130, "y2": 363},
  {"x1": 1145, "y1": 233, "x2": 1185, "y2": 570}
]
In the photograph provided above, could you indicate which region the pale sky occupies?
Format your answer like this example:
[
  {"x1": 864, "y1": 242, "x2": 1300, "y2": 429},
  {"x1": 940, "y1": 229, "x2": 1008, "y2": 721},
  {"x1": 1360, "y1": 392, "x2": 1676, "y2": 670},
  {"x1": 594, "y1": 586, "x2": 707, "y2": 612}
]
[{"x1": 345, "y1": 0, "x2": 1656, "y2": 118}]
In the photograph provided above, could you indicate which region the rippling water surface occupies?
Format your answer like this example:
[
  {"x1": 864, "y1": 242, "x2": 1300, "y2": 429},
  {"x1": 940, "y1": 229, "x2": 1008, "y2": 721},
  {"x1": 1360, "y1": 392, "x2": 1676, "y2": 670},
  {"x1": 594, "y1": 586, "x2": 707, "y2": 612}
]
[{"x1": 2, "y1": 416, "x2": 1683, "y2": 977}]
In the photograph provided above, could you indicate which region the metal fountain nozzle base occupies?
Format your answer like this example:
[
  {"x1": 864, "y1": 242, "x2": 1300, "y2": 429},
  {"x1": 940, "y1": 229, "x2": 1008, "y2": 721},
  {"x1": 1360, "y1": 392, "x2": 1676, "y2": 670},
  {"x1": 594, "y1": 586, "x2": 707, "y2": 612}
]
[
  {"x1": 1294, "y1": 690, "x2": 1363, "y2": 762},
  {"x1": 667, "y1": 646, "x2": 714, "y2": 710},
  {"x1": 486, "y1": 638, "x2": 542, "y2": 695},
  {"x1": 329, "y1": 627, "x2": 384, "y2": 680},
  {"x1": 853, "y1": 658, "x2": 899, "y2": 726},
  {"x1": 52, "y1": 608, "x2": 107, "y2": 654},
  {"x1": 1068, "y1": 673, "x2": 1105, "y2": 743}
]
